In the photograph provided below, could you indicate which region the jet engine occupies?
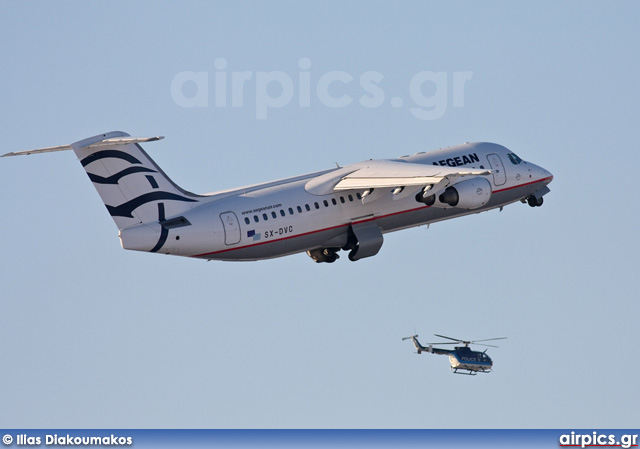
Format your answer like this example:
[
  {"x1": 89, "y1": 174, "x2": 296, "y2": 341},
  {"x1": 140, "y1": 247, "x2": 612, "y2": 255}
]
[{"x1": 436, "y1": 177, "x2": 492, "y2": 209}]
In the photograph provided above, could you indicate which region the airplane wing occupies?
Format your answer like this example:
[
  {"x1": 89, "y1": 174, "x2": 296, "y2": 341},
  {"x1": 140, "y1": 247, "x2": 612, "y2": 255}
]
[
  {"x1": 305, "y1": 160, "x2": 491, "y2": 203},
  {"x1": 334, "y1": 160, "x2": 489, "y2": 189}
]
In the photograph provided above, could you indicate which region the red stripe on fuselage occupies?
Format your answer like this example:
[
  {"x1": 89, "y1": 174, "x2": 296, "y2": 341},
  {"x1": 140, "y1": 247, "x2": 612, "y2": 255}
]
[
  {"x1": 190, "y1": 176, "x2": 552, "y2": 258},
  {"x1": 493, "y1": 176, "x2": 553, "y2": 193},
  {"x1": 190, "y1": 204, "x2": 427, "y2": 258}
]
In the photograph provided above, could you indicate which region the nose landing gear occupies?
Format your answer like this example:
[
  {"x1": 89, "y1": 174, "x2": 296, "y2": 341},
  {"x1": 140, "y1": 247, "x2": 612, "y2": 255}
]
[
  {"x1": 525, "y1": 186, "x2": 550, "y2": 208},
  {"x1": 527, "y1": 195, "x2": 544, "y2": 207}
]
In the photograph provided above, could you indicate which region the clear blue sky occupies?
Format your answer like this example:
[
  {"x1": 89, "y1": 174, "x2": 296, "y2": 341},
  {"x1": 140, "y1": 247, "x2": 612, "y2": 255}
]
[{"x1": 0, "y1": 1, "x2": 638, "y2": 428}]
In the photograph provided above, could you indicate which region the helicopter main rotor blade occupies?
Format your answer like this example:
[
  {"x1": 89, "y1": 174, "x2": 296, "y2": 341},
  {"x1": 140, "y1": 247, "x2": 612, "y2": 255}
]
[
  {"x1": 433, "y1": 334, "x2": 463, "y2": 342},
  {"x1": 473, "y1": 343, "x2": 500, "y2": 348},
  {"x1": 472, "y1": 337, "x2": 507, "y2": 343},
  {"x1": 423, "y1": 342, "x2": 458, "y2": 345}
]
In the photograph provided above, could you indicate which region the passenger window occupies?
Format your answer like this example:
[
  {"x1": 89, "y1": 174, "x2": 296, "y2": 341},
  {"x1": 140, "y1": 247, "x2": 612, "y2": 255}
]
[
  {"x1": 263, "y1": 213, "x2": 268, "y2": 221},
  {"x1": 280, "y1": 210, "x2": 285, "y2": 217},
  {"x1": 244, "y1": 217, "x2": 250, "y2": 225},
  {"x1": 289, "y1": 207, "x2": 294, "y2": 215},
  {"x1": 253, "y1": 215, "x2": 259, "y2": 223},
  {"x1": 356, "y1": 193, "x2": 362, "y2": 200},
  {"x1": 348, "y1": 194, "x2": 353, "y2": 202},
  {"x1": 271, "y1": 211, "x2": 277, "y2": 219},
  {"x1": 314, "y1": 202, "x2": 320, "y2": 209},
  {"x1": 305, "y1": 204, "x2": 311, "y2": 211},
  {"x1": 323, "y1": 200, "x2": 329, "y2": 207},
  {"x1": 297, "y1": 206, "x2": 302, "y2": 213},
  {"x1": 340, "y1": 196, "x2": 345, "y2": 204},
  {"x1": 332, "y1": 198, "x2": 337, "y2": 206}
]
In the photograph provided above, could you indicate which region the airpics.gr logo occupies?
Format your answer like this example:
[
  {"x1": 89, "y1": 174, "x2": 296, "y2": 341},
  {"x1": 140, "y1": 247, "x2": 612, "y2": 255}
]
[
  {"x1": 559, "y1": 431, "x2": 638, "y2": 449},
  {"x1": 170, "y1": 58, "x2": 473, "y2": 120}
]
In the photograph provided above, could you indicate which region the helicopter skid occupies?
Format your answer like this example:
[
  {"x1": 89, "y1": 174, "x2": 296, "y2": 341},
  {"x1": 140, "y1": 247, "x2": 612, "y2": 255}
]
[{"x1": 452, "y1": 367, "x2": 491, "y2": 375}]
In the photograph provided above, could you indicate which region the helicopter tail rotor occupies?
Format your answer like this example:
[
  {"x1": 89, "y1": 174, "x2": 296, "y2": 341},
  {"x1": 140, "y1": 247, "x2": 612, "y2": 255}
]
[{"x1": 402, "y1": 334, "x2": 425, "y2": 354}]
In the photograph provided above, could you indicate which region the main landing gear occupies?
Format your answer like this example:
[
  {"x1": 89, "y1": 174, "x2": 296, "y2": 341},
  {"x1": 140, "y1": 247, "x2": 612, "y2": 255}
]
[
  {"x1": 306, "y1": 248, "x2": 340, "y2": 263},
  {"x1": 306, "y1": 222, "x2": 384, "y2": 263}
]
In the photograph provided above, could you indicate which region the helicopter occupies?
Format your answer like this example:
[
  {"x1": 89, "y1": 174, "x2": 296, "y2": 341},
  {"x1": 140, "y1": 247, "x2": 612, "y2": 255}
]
[{"x1": 402, "y1": 334, "x2": 507, "y2": 375}]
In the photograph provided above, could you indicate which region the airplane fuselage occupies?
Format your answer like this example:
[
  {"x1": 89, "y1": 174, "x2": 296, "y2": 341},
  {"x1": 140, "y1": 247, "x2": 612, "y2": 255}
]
[
  {"x1": 119, "y1": 141, "x2": 552, "y2": 262},
  {"x1": 3, "y1": 133, "x2": 552, "y2": 263}
]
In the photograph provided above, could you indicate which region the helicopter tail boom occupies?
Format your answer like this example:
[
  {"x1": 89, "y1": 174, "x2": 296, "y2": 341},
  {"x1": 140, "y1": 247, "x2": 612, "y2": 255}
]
[{"x1": 402, "y1": 335, "x2": 430, "y2": 354}]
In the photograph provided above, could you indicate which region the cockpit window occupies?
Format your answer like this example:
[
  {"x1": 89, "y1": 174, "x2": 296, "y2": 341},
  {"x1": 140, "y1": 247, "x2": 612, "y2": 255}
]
[{"x1": 507, "y1": 153, "x2": 523, "y2": 165}]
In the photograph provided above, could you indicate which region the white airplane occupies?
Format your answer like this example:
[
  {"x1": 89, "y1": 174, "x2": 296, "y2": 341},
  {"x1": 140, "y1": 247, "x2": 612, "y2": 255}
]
[{"x1": 2, "y1": 131, "x2": 553, "y2": 263}]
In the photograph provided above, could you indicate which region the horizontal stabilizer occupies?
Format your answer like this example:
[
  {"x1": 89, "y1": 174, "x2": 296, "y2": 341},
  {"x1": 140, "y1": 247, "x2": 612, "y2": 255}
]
[
  {"x1": 2, "y1": 131, "x2": 199, "y2": 234},
  {"x1": 2, "y1": 136, "x2": 164, "y2": 157}
]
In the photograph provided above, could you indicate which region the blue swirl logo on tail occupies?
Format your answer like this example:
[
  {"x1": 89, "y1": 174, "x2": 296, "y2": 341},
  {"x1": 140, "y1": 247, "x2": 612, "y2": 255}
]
[
  {"x1": 83, "y1": 148, "x2": 199, "y2": 252},
  {"x1": 81, "y1": 150, "x2": 142, "y2": 167},
  {"x1": 88, "y1": 166, "x2": 157, "y2": 184},
  {"x1": 105, "y1": 191, "x2": 197, "y2": 218}
]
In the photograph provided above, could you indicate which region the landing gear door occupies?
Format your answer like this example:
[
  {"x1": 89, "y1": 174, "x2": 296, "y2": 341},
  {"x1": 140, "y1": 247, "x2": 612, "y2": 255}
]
[
  {"x1": 348, "y1": 219, "x2": 383, "y2": 261},
  {"x1": 220, "y1": 211, "x2": 241, "y2": 245},
  {"x1": 487, "y1": 153, "x2": 506, "y2": 186}
]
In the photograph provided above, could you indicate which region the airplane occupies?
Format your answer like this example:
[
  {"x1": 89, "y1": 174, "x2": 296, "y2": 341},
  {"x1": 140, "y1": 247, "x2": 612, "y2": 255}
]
[
  {"x1": 402, "y1": 334, "x2": 507, "y2": 375},
  {"x1": 2, "y1": 131, "x2": 553, "y2": 263}
]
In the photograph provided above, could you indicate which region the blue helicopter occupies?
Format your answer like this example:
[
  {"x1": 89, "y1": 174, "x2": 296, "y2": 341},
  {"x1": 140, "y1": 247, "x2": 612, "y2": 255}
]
[{"x1": 403, "y1": 334, "x2": 507, "y2": 375}]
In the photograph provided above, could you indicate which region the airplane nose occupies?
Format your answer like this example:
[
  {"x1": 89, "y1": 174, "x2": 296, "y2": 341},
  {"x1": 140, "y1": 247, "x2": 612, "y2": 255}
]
[{"x1": 530, "y1": 162, "x2": 553, "y2": 184}]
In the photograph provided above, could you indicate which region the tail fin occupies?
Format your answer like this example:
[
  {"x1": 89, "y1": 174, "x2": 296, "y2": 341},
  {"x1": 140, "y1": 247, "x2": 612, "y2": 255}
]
[{"x1": 3, "y1": 131, "x2": 203, "y2": 230}]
